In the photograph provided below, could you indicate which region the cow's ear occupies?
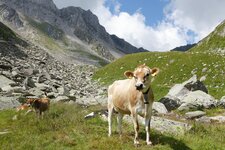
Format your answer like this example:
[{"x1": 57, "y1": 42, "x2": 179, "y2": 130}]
[
  {"x1": 124, "y1": 71, "x2": 134, "y2": 78},
  {"x1": 151, "y1": 67, "x2": 159, "y2": 76}
]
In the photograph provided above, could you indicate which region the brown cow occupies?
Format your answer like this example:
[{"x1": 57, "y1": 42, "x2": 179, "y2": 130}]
[
  {"x1": 108, "y1": 64, "x2": 159, "y2": 145},
  {"x1": 26, "y1": 97, "x2": 50, "y2": 119}
]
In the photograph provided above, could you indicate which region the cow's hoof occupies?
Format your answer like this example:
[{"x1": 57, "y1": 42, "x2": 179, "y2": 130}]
[
  {"x1": 147, "y1": 141, "x2": 152, "y2": 145},
  {"x1": 134, "y1": 141, "x2": 140, "y2": 147}
]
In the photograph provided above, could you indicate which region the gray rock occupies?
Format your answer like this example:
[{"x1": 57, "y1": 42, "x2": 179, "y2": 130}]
[
  {"x1": 152, "y1": 102, "x2": 168, "y2": 114},
  {"x1": 185, "y1": 111, "x2": 206, "y2": 119},
  {"x1": 0, "y1": 75, "x2": 15, "y2": 89},
  {"x1": 53, "y1": 96, "x2": 70, "y2": 102},
  {"x1": 23, "y1": 77, "x2": 36, "y2": 89},
  {"x1": 1, "y1": 86, "x2": 25, "y2": 93},
  {"x1": 196, "y1": 116, "x2": 225, "y2": 123},
  {"x1": 159, "y1": 96, "x2": 180, "y2": 111},
  {"x1": 218, "y1": 96, "x2": 225, "y2": 108},
  {"x1": 180, "y1": 90, "x2": 217, "y2": 110},
  {"x1": 0, "y1": 96, "x2": 20, "y2": 110},
  {"x1": 167, "y1": 84, "x2": 189, "y2": 100},
  {"x1": 28, "y1": 88, "x2": 44, "y2": 97},
  {"x1": 123, "y1": 115, "x2": 192, "y2": 135}
]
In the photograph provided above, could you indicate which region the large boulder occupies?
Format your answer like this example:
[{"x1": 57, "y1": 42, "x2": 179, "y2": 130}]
[
  {"x1": 159, "y1": 75, "x2": 210, "y2": 111},
  {"x1": 0, "y1": 96, "x2": 20, "y2": 110},
  {"x1": 178, "y1": 90, "x2": 217, "y2": 111},
  {"x1": 0, "y1": 75, "x2": 15, "y2": 89},
  {"x1": 152, "y1": 102, "x2": 168, "y2": 114}
]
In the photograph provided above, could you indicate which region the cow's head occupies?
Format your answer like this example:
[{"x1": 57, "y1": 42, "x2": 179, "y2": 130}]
[{"x1": 124, "y1": 64, "x2": 159, "y2": 91}]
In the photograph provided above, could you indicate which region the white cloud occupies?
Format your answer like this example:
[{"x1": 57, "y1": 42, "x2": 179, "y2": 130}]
[
  {"x1": 53, "y1": 0, "x2": 225, "y2": 51},
  {"x1": 165, "y1": 0, "x2": 225, "y2": 42}
]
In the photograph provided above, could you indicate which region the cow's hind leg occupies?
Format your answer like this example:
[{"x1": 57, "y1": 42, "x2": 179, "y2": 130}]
[
  {"x1": 132, "y1": 113, "x2": 139, "y2": 145},
  {"x1": 117, "y1": 112, "x2": 123, "y2": 136},
  {"x1": 108, "y1": 99, "x2": 113, "y2": 137}
]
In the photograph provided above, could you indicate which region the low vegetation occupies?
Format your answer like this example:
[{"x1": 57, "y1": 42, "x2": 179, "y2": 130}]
[
  {"x1": 93, "y1": 51, "x2": 225, "y2": 100},
  {"x1": 0, "y1": 103, "x2": 225, "y2": 150}
]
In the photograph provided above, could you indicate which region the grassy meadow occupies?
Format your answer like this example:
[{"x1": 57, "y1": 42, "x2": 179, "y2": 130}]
[{"x1": 0, "y1": 103, "x2": 225, "y2": 150}]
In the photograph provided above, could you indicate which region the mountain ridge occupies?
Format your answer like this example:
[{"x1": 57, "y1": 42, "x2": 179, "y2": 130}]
[{"x1": 0, "y1": 0, "x2": 147, "y2": 66}]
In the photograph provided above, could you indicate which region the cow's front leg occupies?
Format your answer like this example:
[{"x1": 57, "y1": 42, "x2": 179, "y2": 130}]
[
  {"x1": 132, "y1": 113, "x2": 139, "y2": 145},
  {"x1": 145, "y1": 117, "x2": 152, "y2": 145},
  {"x1": 145, "y1": 103, "x2": 153, "y2": 145}
]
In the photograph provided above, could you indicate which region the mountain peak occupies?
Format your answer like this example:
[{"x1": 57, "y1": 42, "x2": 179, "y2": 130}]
[{"x1": 0, "y1": 0, "x2": 57, "y2": 12}]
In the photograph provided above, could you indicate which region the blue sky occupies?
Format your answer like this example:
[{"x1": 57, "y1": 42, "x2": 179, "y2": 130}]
[
  {"x1": 53, "y1": 0, "x2": 225, "y2": 51},
  {"x1": 106, "y1": 0, "x2": 169, "y2": 26}
]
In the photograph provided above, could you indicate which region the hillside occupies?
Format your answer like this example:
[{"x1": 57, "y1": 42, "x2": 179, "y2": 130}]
[
  {"x1": 93, "y1": 51, "x2": 225, "y2": 100},
  {"x1": 93, "y1": 20, "x2": 225, "y2": 100},
  {"x1": 190, "y1": 20, "x2": 225, "y2": 54},
  {"x1": 0, "y1": 0, "x2": 146, "y2": 66}
]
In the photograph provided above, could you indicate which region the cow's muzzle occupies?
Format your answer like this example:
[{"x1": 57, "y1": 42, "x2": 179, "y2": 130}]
[{"x1": 135, "y1": 83, "x2": 144, "y2": 91}]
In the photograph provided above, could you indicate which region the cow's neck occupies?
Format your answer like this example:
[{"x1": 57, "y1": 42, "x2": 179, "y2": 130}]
[{"x1": 143, "y1": 85, "x2": 151, "y2": 104}]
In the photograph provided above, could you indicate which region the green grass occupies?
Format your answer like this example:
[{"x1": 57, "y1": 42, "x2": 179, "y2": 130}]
[
  {"x1": 190, "y1": 21, "x2": 225, "y2": 53},
  {"x1": 0, "y1": 103, "x2": 225, "y2": 150},
  {"x1": 93, "y1": 51, "x2": 225, "y2": 100}
]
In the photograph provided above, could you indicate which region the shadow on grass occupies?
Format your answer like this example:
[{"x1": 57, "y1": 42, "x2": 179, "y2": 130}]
[{"x1": 139, "y1": 131, "x2": 191, "y2": 150}]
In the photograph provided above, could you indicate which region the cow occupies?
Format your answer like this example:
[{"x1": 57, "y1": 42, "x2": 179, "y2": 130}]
[
  {"x1": 26, "y1": 97, "x2": 50, "y2": 119},
  {"x1": 107, "y1": 64, "x2": 159, "y2": 145}
]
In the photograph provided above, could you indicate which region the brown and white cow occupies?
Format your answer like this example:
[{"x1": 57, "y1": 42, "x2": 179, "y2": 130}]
[{"x1": 108, "y1": 64, "x2": 159, "y2": 145}]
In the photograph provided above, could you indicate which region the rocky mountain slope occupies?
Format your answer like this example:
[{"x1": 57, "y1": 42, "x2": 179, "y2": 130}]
[
  {"x1": 0, "y1": 0, "x2": 146, "y2": 66},
  {"x1": 0, "y1": 21, "x2": 107, "y2": 110}
]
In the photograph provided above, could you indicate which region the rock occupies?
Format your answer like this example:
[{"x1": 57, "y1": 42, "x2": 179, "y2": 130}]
[
  {"x1": 84, "y1": 112, "x2": 96, "y2": 119},
  {"x1": 167, "y1": 84, "x2": 189, "y2": 100},
  {"x1": 35, "y1": 83, "x2": 51, "y2": 92},
  {"x1": 179, "y1": 90, "x2": 217, "y2": 110},
  {"x1": 28, "y1": 88, "x2": 44, "y2": 97},
  {"x1": 218, "y1": 96, "x2": 225, "y2": 108},
  {"x1": 152, "y1": 102, "x2": 168, "y2": 114},
  {"x1": 0, "y1": 96, "x2": 20, "y2": 110},
  {"x1": 53, "y1": 96, "x2": 70, "y2": 102},
  {"x1": 123, "y1": 115, "x2": 192, "y2": 135},
  {"x1": 1, "y1": 86, "x2": 26, "y2": 93},
  {"x1": 76, "y1": 97, "x2": 99, "y2": 106},
  {"x1": 185, "y1": 111, "x2": 206, "y2": 119},
  {"x1": 202, "y1": 67, "x2": 207, "y2": 73},
  {"x1": 183, "y1": 75, "x2": 208, "y2": 93},
  {"x1": 178, "y1": 103, "x2": 201, "y2": 111},
  {"x1": 196, "y1": 116, "x2": 225, "y2": 123},
  {"x1": 57, "y1": 86, "x2": 70, "y2": 96},
  {"x1": 0, "y1": 75, "x2": 15, "y2": 89},
  {"x1": 23, "y1": 77, "x2": 36, "y2": 89},
  {"x1": 199, "y1": 76, "x2": 206, "y2": 82},
  {"x1": 159, "y1": 96, "x2": 180, "y2": 111}
]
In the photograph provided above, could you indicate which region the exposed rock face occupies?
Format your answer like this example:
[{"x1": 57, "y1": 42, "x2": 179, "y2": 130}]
[
  {"x1": 0, "y1": 21, "x2": 107, "y2": 110},
  {"x1": 0, "y1": 0, "x2": 147, "y2": 63},
  {"x1": 0, "y1": 4, "x2": 23, "y2": 28}
]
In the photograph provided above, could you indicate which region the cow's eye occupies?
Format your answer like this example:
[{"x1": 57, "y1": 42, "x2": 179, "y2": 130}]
[{"x1": 146, "y1": 74, "x2": 149, "y2": 77}]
